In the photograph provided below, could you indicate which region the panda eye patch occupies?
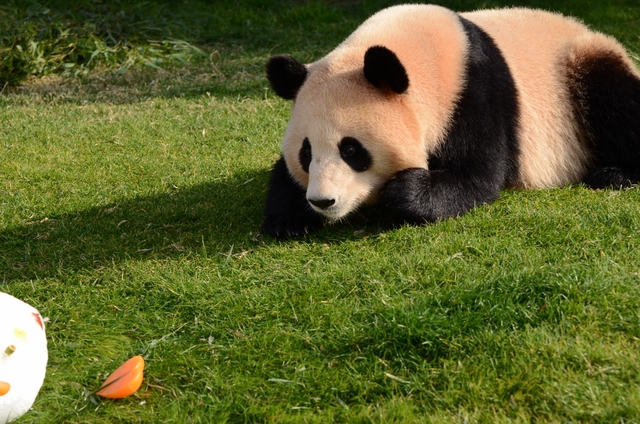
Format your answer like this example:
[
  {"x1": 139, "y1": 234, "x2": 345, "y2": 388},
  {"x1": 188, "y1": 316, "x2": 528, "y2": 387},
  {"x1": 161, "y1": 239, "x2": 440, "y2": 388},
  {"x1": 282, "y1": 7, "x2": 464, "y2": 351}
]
[
  {"x1": 299, "y1": 137, "x2": 312, "y2": 173},
  {"x1": 339, "y1": 137, "x2": 372, "y2": 172}
]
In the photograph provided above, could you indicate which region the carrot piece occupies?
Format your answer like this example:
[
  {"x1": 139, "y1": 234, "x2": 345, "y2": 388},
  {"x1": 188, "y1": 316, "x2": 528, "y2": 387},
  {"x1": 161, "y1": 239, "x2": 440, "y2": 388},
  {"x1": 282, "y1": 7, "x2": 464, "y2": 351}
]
[
  {"x1": 96, "y1": 355, "x2": 145, "y2": 399},
  {"x1": 0, "y1": 381, "x2": 10, "y2": 396}
]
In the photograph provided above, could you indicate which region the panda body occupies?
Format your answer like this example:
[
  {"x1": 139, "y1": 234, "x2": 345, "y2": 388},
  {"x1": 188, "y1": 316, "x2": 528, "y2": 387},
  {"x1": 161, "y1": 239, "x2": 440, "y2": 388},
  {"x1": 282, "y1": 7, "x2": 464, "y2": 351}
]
[
  {"x1": 262, "y1": 4, "x2": 640, "y2": 238},
  {"x1": 463, "y1": 7, "x2": 632, "y2": 188}
]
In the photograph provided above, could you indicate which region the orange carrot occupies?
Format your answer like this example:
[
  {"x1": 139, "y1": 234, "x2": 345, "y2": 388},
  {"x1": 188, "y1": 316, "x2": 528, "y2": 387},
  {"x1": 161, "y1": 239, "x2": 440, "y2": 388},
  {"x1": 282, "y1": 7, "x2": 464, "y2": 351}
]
[
  {"x1": 96, "y1": 355, "x2": 145, "y2": 399},
  {"x1": 0, "y1": 381, "x2": 10, "y2": 396}
]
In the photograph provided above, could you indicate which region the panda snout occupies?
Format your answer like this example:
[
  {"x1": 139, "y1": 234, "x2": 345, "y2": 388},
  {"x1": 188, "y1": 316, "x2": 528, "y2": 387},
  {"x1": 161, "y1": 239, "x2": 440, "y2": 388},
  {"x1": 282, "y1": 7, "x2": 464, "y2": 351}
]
[{"x1": 307, "y1": 197, "x2": 336, "y2": 210}]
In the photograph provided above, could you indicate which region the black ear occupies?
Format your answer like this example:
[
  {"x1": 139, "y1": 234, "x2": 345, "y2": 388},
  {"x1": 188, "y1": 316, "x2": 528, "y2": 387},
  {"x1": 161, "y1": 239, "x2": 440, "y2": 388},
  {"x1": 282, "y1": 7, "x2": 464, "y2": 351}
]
[
  {"x1": 266, "y1": 55, "x2": 308, "y2": 100},
  {"x1": 363, "y1": 46, "x2": 409, "y2": 94}
]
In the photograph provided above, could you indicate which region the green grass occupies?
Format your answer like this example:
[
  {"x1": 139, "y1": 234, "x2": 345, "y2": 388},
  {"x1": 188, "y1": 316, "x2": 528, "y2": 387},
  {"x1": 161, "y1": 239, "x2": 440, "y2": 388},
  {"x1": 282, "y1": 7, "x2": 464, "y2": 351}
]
[{"x1": 1, "y1": 0, "x2": 640, "y2": 422}]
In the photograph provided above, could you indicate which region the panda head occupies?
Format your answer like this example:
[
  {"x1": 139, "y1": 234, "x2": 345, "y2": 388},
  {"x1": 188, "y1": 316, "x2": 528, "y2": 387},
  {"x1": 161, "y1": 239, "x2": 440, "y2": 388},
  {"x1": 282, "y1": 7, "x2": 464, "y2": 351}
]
[{"x1": 267, "y1": 46, "x2": 428, "y2": 221}]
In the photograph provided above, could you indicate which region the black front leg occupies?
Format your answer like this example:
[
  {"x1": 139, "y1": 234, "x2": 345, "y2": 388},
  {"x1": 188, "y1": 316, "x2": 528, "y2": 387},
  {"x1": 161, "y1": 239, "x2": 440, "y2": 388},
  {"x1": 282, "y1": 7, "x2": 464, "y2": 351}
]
[
  {"x1": 378, "y1": 168, "x2": 435, "y2": 224},
  {"x1": 379, "y1": 167, "x2": 500, "y2": 224},
  {"x1": 261, "y1": 157, "x2": 323, "y2": 238}
]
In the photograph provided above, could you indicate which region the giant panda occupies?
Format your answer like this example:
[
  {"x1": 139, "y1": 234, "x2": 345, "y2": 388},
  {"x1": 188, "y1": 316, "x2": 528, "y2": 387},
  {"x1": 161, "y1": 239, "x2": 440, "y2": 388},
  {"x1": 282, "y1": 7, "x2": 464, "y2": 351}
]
[{"x1": 261, "y1": 4, "x2": 640, "y2": 238}]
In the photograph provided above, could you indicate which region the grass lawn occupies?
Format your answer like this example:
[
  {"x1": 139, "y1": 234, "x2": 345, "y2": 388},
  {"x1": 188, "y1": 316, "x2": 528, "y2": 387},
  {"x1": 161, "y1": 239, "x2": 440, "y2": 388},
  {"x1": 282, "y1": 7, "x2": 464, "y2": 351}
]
[{"x1": 1, "y1": 0, "x2": 640, "y2": 422}]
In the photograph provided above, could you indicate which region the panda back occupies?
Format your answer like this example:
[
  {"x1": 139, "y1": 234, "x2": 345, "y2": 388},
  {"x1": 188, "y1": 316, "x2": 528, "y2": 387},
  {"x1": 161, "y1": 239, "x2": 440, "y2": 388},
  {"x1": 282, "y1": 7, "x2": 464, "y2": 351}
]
[{"x1": 464, "y1": 8, "x2": 611, "y2": 188}]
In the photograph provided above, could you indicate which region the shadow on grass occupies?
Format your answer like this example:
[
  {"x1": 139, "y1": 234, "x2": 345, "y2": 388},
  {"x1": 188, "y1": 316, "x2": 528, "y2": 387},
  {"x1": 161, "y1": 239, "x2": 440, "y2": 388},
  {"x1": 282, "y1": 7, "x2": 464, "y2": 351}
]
[{"x1": 0, "y1": 169, "x2": 272, "y2": 283}]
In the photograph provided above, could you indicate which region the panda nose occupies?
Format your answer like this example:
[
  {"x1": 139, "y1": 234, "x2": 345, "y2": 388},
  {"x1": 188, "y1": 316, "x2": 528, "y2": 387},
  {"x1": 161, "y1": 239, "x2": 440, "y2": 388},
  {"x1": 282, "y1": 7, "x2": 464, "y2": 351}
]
[{"x1": 308, "y1": 197, "x2": 335, "y2": 209}]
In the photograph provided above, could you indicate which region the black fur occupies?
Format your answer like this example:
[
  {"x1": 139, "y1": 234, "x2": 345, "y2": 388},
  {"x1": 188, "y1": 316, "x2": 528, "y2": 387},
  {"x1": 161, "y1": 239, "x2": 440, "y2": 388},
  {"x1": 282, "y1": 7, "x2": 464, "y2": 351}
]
[
  {"x1": 267, "y1": 55, "x2": 308, "y2": 100},
  {"x1": 261, "y1": 157, "x2": 323, "y2": 238},
  {"x1": 584, "y1": 167, "x2": 639, "y2": 189},
  {"x1": 568, "y1": 52, "x2": 640, "y2": 188},
  {"x1": 364, "y1": 46, "x2": 410, "y2": 94},
  {"x1": 379, "y1": 16, "x2": 520, "y2": 223},
  {"x1": 339, "y1": 137, "x2": 373, "y2": 172},
  {"x1": 299, "y1": 137, "x2": 312, "y2": 173}
]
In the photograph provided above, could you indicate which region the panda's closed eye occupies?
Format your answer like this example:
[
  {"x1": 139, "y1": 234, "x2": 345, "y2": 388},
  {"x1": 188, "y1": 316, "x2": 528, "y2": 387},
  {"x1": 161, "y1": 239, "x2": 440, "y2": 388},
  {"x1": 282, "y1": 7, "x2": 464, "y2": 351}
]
[{"x1": 339, "y1": 137, "x2": 372, "y2": 172}]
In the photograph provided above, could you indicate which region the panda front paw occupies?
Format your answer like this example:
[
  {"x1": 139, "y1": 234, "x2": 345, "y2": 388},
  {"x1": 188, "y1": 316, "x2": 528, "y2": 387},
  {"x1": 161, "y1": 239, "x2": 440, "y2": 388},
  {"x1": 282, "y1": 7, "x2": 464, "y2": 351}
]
[
  {"x1": 584, "y1": 166, "x2": 638, "y2": 189},
  {"x1": 378, "y1": 168, "x2": 433, "y2": 224},
  {"x1": 261, "y1": 211, "x2": 324, "y2": 239}
]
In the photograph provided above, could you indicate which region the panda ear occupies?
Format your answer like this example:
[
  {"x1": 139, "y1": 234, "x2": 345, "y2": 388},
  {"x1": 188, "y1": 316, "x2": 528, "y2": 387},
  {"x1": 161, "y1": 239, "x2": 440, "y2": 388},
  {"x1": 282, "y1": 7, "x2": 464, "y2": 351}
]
[
  {"x1": 363, "y1": 46, "x2": 409, "y2": 94},
  {"x1": 266, "y1": 55, "x2": 308, "y2": 100}
]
